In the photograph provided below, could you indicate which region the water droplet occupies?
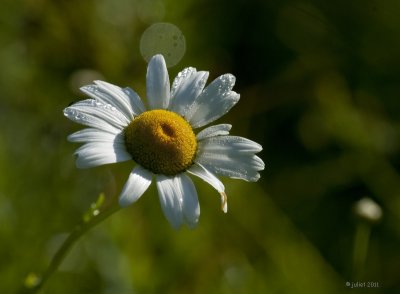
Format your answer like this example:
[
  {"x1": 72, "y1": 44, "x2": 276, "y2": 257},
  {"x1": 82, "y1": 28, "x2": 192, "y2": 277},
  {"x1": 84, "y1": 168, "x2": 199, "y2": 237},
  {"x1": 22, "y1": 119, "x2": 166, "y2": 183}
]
[
  {"x1": 171, "y1": 67, "x2": 196, "y2": 97},
  {"x1": 196, "y1": 77, "x2": 207, "y2": 89}
]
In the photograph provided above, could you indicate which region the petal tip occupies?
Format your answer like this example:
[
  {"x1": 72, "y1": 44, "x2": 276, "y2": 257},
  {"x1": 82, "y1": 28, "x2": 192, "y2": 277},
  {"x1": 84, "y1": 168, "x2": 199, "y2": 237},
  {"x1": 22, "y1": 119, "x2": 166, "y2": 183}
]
[
  {"x1": 63, "y1": 107, "x2": 70, "y2": 116},
  {"x1": 231, "y1": 91, "x2": 240, "y2": 102},
  {"x1": 118, "y1": 195, "x2": 132, "y2": 208},
  {"x1": 149, "y1": 54, "x2": 166, "y2": 64},
  {"x1": 79, "y1": 85, "x2": 91, "y2": 93},
  {"x1": 252, "y1": 173, "x2": 261, "y2": 182},
  {"x1": 220, "y1": 191, "x2": 228, "y2": 213}
]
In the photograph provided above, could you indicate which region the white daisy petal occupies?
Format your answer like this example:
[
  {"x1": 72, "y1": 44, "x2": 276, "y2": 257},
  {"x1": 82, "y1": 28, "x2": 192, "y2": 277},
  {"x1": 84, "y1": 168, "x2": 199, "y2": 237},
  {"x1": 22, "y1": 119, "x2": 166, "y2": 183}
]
[
  {"x1": 66, "y1": 54, "x2": 265, "y2": 228},
  {"x1": 147, "y1": 55, "x2": 170, "y2": 109},
  {"x1": 198, "y1": 135, "x2": 263, "y2": 153},
  {"x1": 64, "y1": 99, "x2": 128, "y2": 132},
  {"x1": 119, "y1": 165, "x2": 153, "y2": 207},
  {"x1": 67, "y1": 128, "x2": 124, "y2": 143},
  {"x1": 196, "y1": 124, "x2": 232, "y2": 141},
  {"x1": 187, "y1": 163, "x2": 224, "y2": 192},
  {"x1": 187, "y1": 163, "x2": 228, "y2": 213},
  {"x1": 94, "y1": 80, "x2": 145, "y2": 117},
  {"x1": 179, "y1": 173, "x2": 200, "y2": 228},
  {"x1": 80, "y1": 81, "x2": 140, "y2": 120},
  {"x1": 189, "y1": 91, "x2": 240, "y2": 128},
  {"x1": 196, "y1": 135, "x2": 264, "y2": 182},
  {"x1": 170, "y1": 67, "x2": 196, "y2": 98},
  {"x1": 186, "y1": 74, "x2": 240, "y2": 128},
  {"x1": 196, "y1": 156, "x2": 263, "y2": 182},
  {"x1": 156, "y1": 175, "x2": 183, "y2": 229},
  {"x1": 169, "y1": 69, "x2": 209, "y2": 117},
  {"x1": 64, "y1": 107, "x2": 119, "y2": 134},
  {"x1": 74, "y1": 142, "x2": 131, "y2": 168},
  {"x1": 122, "y1": 87, "x2": 146, "y2": 114}
]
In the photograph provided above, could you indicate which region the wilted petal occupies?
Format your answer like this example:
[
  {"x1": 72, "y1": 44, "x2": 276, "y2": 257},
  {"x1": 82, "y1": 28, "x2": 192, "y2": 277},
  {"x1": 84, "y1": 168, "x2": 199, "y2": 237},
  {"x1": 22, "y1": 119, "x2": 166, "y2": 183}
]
[{"x1": 187, "y1": 163, "x2": 227, "y2": 213}]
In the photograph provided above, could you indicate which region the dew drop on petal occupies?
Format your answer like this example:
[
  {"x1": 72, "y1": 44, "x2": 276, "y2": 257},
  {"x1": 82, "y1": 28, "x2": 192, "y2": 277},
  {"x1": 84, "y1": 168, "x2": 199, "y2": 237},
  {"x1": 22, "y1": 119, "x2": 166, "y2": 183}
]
[
  {"x1": 196, "y1": 77, "x2": 207, "y2": 89},
  {"x1": 64, "y1": 108, "x2": 85, "y2": 122},
  {"x1": 171, "y1": 67, "x2": 195, "y2": 97}
]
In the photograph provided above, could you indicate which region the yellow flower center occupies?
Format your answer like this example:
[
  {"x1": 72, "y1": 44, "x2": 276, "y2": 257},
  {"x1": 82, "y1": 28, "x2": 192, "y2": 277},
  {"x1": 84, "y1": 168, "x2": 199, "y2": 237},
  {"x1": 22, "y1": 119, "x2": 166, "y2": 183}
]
[{"x1": 124, "y1": 109, "x2": 197, "y2": 175}]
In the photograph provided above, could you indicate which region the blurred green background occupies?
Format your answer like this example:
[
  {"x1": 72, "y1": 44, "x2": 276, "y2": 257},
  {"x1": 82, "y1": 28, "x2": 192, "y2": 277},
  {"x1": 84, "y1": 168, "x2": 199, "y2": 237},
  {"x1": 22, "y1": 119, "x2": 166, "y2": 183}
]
[{"x1": 1, "y1": 0, "x2": 400, "y2": 293}]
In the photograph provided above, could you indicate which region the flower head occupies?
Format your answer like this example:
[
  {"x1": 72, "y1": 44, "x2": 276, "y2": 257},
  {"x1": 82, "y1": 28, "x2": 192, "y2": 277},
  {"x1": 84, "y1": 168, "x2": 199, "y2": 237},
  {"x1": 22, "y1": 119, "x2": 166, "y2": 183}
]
[{"x1": 64, "y1": 55, "x2": 264, "y2": 228}]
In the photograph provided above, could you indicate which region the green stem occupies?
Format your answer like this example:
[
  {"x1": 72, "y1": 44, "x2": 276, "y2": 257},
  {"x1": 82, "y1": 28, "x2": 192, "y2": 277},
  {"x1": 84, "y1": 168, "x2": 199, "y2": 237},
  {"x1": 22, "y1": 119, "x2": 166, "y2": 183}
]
[
  {"x1": 352, "y1": 221, "x2": 371, "y2": 280},
  {"x1": 21, "y1": 202, "x2": 121, "y2": 293}
]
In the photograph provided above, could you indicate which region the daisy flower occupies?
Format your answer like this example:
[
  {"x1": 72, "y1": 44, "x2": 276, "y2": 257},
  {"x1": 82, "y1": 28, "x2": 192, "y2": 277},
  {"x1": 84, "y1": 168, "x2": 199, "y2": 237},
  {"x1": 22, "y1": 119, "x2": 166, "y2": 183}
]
[{"x1": 64, "y1": 54, "x2": 264, "y2": 228}]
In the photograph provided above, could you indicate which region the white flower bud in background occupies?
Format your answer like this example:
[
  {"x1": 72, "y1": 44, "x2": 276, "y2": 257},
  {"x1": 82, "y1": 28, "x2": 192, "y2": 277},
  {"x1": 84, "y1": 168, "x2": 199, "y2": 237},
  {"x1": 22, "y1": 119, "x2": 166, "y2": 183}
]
[{"x1": 353, "y1": 198, "x2": 383, "y2": 223}]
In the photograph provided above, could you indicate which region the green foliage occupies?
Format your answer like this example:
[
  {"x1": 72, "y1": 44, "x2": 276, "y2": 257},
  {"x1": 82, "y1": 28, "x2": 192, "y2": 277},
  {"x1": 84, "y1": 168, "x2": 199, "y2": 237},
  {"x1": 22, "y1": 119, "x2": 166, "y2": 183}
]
[{"x1": 1, "y1": 0, "x2": 400, "y2": 293}]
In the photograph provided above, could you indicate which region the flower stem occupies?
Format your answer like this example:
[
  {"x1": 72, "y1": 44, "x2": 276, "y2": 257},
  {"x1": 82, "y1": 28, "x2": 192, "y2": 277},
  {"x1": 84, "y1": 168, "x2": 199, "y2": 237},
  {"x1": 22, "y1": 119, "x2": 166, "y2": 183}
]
[
  {"x1": 21, "y1": 201, "x2": 121, "y2": 293},
  {"x1": 352, "y1": 221, "x2": 371, "y2": 280}
]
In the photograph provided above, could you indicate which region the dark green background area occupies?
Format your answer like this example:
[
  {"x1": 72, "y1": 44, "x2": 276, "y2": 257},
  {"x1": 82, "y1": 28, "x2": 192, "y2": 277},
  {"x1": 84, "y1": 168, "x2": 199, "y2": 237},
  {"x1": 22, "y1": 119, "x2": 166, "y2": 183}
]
[{"x1": 1, "y1": 0, "x2": 400, "y2": 293}]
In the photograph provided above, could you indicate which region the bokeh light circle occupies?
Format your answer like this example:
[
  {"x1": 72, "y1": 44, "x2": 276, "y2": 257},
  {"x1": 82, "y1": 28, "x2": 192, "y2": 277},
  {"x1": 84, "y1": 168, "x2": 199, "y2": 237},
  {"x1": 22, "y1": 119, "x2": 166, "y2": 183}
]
[{"x1": 140, "y1": 23, "x2": 186, "y2": 68}]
